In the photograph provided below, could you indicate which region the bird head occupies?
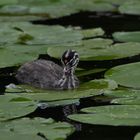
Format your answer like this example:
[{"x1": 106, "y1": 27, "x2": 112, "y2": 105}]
[{"x1": 61, "y1": 49, "x2": 79, "y2": 75}]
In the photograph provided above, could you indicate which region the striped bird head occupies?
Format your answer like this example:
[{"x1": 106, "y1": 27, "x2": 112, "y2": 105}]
[{"x1": 61, "y1": 49, "x2": 79, "y2": 74}]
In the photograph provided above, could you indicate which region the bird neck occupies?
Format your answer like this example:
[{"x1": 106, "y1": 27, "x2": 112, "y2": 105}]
[{"x1": 57, "y1": 67, "x2": 76, "y2": 89}]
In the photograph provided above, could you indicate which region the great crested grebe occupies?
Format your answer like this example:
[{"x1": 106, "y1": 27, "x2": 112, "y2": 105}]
[{"x1": 16, "y1": 50, "x2": 79, "y2": 90}]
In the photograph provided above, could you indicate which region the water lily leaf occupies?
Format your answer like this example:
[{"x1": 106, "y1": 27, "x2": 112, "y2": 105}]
[
  {"x1": 0, "y1": 0, "x2": 18, "y2": 5},
  {"x1": 0, "y1": 132, "x2": 43, "y2": 140},
  {"x1": 80, "y1": 79, "x2": 118, "y2": 90},
  {"x1": 19, "y1": 89, "x2": 102, "y2": 102},
  {"x1": 0, "y1": 5, "x2": 29, "y2": 14},
  {"x1": 111, "y1": 97, "x2": 140, "y2": 105},
  {"x1": 0, "y1": 117, "x2": 74, "y2": 140},
  {"x1": 76, "y1": 68, "x2": 106, "y2": 77},
  {"x1": 103, "y1": 89, "x2": 140, "y2": 105},
  {"x1": 113, "y1": 31, "x2": 140, "y2": 42},
  {"x1": 0, "y1": 0, "x2": 115, "y2": 18},
  {"x1": 0, "y1": 101, "x2": 36, "y2": 121},
  {"x1": 135, "y1": 133, "x2": 140, "y2": 140},
  {"x1": 0, "y1": 15, "x2": 46, "y2": 22},
  {"x1": 40, "y1": 99, "x2": 80, "y2": 107},
  {"x1": 0, "y1": 48, "x2": 37, "y2": 68},
  {"x1": 103, "y1": 89, "x2": 140, "y2": 98},
  {"x1": 0, "y1": 93, "x2": 20, "y2": 102},
  {"x1": 81, "y1": 28, "x2": 104, "y2": 38},
  {"x1": 5, "y1": 83, "x2": 102, "y2": 101},
  {"x1": 119, "y1": 1, "x2": 140, "y2": 15},
  {"x1": 47, "y1": 38, "x2": 113, "y2": 60},
  {"x1": 48, "y1": 41, "x2": 140, "y2": 61},
  {"x1": 0, "y1": 22, "x2": 82, "y2": 45},
  {"x1": 68, "y1": 105, "x2": 140, "y2": 126},
  {"x1": 61, "y1": 0, "x2": 115, "y2": 12},
  {"x1": 105, "y1": 62, "x2": 140, "y2": 88}
]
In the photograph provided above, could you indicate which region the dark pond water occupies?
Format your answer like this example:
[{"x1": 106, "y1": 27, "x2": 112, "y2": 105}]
[{"x1": 1, "y1": 11, "x2": 140, "y2": 140}]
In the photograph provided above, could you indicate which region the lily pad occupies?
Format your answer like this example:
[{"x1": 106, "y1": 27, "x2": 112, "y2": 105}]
[
  {"x1": 0, "y1": 15, "x2": 46, "y2": 22},
  {"x1": 103, "y1": 90, "x2": 140, "y2": 98},
  {"x1": 0, "y1": 0, "x2": 18, "y2": 5},
  {"x1": 111, "y1": 97, "x2": 140, "y2": 105},
  {"x1": 81, "y1": 28, "x2": 104, "y2": 38},
  {"x1": 119, "y1": 1, "x2": 140, "y2": 15},
  {"x1": 5, "y1": 83, "x2": 102, "y2": 100},
  {"x1": 0, "y1": 117, "x2": 74, "y2": 140},
  {"x1": 47, "y1": 38, "x2": 114, "y2": 60},
  {"x1": 76, "y1": 68, "x2": 106, "y2": 77},
  {"x1": 113, "y1": 31, "x2": 140, "y2": 43},
  {"x1": 48, "y1": 41, "x2": 140, "y2": 61},
  {"x1": 0, "y1": 132, "x2": 43, "y2": 140},
  {"x1": 0, "y1": 47, "x2": 38, "y2": 68},
  {"x1": 68, "y1": 105, "x2": 140, "y2": 126},
  {"x1": 105, "y1": 62, "x2": 140, "y2": 88},
  {"x1": 80, "y1": 79, "x2": 118, "y2": 90},
  {"x1": 19, "y1": 89, "x2": 102, "y2": 102},
  {"x1": 0, "y1": 22, "x2": 82, "y2": 45},
  {"x1": 0, "y1": 0, "x2": 115, "y2": 18},
  {"x1": 135, "y1": 133, "x2": 140, "y2": 140},
  {"x1": 0, "y1": 101, "x2": 36, "y2": 121}
]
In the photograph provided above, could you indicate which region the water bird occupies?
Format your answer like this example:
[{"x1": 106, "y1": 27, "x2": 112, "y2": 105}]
[{"x1": 16, "y1": 50, "x2": 79, "y2": 90}]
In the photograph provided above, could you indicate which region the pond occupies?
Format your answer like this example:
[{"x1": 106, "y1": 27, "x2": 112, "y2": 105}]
[{"x1": 0, "y1": 0, "x2": 140, "y2": 140}]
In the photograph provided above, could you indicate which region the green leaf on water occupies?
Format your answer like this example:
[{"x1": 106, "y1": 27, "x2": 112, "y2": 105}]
[
  {"x1": 113, "y1": 31, "x2": 140, "y2": 43},
  {"x1": 134, "y1": 133, "x2": 140, "y2": 140},
  {"x1": 0, "y1": 0, "x2": 18, "y2": 5},
  {"x1": 68, "y1": 105, "x2": 140, "y2": 126},
  {"x1": 0, "y1": 101, "x2": 36, "y2": 121},
  {"x1": 76, "y1": 68, "x2": 106, "y2": 77},
  {"x1": 81, "y1": 28, "x2": 104, "y2": 38},
  {"x1": 48, "y1": 41, "x2": 140, "y2": 61},
  {"x1": 105, "y1": 62, "x2": 140, "y2": 88},
  {"x1": 0, "y1": 117, "x2": 74, "y2": 140},
  {"x1": 103, "y1": 89, "x2": 140, "y2": 98},
  {"x1": 5, "y1": 83, "x2": 102, "y2": 101},
  {"x1": 0, "y1": 0, "x2": 115, "y2": 18},
  {"x1": 111, "y1": 97, "x2": 140, "y2": 105},
  {"x1": 119, "y1": 1, "x2": 140, "y2": 15},
  {"x1": 0, "y1": 132, "x2": 43, "y2": 140},
  {"x1": 0, "y1": 47, "x2": 38, "y2": 68},
  {"x1": 80, "y1": 79, "x2": 118, "y2": 90}
]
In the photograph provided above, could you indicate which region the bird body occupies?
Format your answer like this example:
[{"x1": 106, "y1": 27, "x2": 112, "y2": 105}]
[{"x1": 16, "y1": 50, "x2": 79, "y2": 90}]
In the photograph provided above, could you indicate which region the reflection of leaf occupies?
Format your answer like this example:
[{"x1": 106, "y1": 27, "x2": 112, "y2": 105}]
[
  {"x1": 68, "y1": 105, "x2": 140, "y2": 126},
  {"x1": 105, "y1": 62, "x2": 140, "y2": 88}
]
